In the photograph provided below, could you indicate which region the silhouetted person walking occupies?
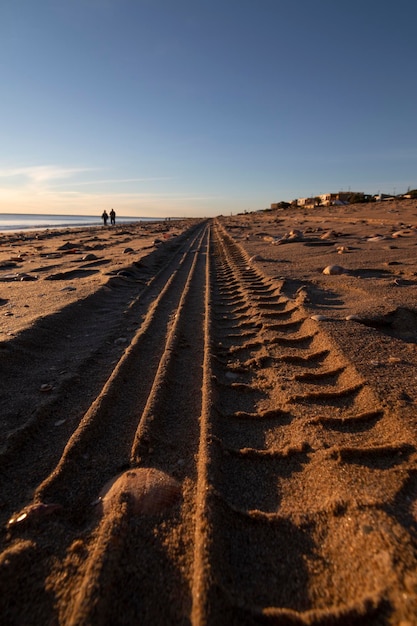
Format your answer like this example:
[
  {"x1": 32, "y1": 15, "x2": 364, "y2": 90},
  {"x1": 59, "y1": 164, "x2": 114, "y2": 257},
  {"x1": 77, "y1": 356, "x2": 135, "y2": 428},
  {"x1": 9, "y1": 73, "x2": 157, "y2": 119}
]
[
  {"x1": 110, "y1": 208, "x2": 116, "y2": 225},
  {"x1": 102, "y1": 210, "x2": 109, "y2": 226}
]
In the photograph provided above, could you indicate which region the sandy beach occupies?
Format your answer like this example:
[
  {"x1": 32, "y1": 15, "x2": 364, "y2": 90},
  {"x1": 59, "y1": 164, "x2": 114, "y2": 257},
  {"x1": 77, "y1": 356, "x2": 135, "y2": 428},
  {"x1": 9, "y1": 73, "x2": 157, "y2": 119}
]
[{"x1": 1, "y1": 202, "x2": 417, "y2": 625}]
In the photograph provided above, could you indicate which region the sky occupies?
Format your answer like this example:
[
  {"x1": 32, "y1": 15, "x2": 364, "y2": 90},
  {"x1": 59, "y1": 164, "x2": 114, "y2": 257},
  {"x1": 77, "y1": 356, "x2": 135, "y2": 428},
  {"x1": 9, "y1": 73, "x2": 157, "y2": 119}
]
[{"x1": 1, "y1": 0, "x2": 417, "y2": 218}]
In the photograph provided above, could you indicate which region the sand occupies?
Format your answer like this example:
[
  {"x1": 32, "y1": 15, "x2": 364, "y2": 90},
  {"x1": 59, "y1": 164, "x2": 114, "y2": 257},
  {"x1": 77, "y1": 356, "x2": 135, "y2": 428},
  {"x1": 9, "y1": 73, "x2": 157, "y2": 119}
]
[{"x1": 1, "y1": 203, "x2": 417, "y2": 625}]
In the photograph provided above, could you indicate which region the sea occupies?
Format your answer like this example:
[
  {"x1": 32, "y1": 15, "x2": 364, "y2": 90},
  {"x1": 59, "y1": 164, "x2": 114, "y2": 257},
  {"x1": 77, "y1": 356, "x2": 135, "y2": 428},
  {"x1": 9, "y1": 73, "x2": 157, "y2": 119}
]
[{"x1": 0, "y1": 213, "x2": 161, "y2": 233}]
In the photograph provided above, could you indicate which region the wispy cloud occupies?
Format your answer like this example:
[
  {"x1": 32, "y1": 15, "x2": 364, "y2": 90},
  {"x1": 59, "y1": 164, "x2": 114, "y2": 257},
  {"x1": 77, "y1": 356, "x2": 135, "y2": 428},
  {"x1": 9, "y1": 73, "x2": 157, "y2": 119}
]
[
  {"x1": 0, "y1": 166, "x2": 96, "y2": 184},
  {"x1": 51, "y1": 176, "x2": 175, "y2": 188}
]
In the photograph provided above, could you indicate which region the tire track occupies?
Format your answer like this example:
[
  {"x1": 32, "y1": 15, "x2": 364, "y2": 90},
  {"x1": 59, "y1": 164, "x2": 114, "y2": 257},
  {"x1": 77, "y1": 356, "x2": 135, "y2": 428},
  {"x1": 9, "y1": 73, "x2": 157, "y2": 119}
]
[
  {"x1": 191, "y1": 220, "x2": 417, "y2": 624},
  {"x1": 0, "y1": 223, "x2": 209, "y2": 624}
]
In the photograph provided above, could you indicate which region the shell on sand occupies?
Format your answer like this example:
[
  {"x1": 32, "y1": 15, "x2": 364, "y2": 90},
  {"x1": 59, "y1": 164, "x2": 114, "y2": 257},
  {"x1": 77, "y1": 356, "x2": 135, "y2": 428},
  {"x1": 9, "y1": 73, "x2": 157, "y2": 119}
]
[
  {"x1": 392, "y1": 229, "x2": 414, "y2": 238},
  {"x1": 322, "y1": 265, "x2": 345, "y2": 275},
  {"x1": 320, "y1": 230, "x2": 336, "y2": 239},
  {"x1": 8, "y1": 503, "x2": 62, "y2": 528},
  {"x1": 98, "y1": 467, "x2": 181, "y2": 516}
]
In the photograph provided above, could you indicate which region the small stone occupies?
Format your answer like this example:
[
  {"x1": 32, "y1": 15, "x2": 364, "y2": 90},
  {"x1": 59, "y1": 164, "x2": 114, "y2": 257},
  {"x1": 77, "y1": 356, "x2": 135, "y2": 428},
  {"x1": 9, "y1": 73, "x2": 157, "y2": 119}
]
[
  {"x1": 40, "y1": 384, "x2": 53, "y2": 392},
  {"x1": 310, "y1": 314, "x2": 328, "y2": 321}
]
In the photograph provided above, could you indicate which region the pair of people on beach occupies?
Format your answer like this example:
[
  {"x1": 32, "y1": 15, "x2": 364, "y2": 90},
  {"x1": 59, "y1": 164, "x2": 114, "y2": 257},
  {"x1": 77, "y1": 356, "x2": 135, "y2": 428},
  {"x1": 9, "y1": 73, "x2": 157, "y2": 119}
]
[{"x1": 101, "y1": 209, "x2": 116, "y2": 226}]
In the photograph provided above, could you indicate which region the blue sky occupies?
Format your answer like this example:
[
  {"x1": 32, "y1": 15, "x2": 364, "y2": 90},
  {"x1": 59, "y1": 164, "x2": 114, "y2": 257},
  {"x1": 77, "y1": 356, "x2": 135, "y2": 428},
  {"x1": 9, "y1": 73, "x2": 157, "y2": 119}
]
[{"x1": 1, "y1": 0, "x2": 416, "y2": 217}]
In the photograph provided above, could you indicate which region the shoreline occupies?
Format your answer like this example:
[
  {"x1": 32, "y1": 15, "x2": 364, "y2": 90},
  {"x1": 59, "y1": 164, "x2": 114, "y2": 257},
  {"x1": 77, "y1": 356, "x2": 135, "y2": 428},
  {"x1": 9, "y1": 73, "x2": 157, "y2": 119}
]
[{"x1": 0, "y1": 216, "x2": 167, "y2": 235}]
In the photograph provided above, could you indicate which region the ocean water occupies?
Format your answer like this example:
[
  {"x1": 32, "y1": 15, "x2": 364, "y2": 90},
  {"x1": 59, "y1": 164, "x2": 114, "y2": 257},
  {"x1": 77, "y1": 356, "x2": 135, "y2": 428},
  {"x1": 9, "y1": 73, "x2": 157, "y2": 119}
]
[{"x1": 0, "y1": 213, "x2": 161, "y2": 233}]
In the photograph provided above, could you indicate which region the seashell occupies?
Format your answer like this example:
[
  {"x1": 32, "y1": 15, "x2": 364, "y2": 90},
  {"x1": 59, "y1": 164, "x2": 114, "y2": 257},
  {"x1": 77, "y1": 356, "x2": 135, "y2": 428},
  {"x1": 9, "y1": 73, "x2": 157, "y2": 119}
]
[
  {"x1": 20, "y1": 274, "x2": 38, "y2": 281},
  {"x1": 7, "y1": 502, "x2": 63, "y2": 528},
  {"x1": 97, "y1": 467, "x2": 181, "y2": 516},
  {"x1": 322, "y1": 265, "x2": 345, "y2": 275},
  {"x1": 82, "y1": 253, "x2": 98, "y2": 261},
  {"x1": 320, "y1": 230, "x2": 336, "y2": 239},
  {"x1": 345, "y1": 315, "x2": 361, "y2": 321},
  {"x1": 310, "y1": 314, "x2": 328, "y2": 321},
  {"x1": 392, "y1": 230, "x2": 413, "y2": 238},
  {"x1": 249, "y1": 255, "x2": 262, "y2": 263},
  {"x1": 40, "y1": 384, "x2": 53, "y2": 392}
]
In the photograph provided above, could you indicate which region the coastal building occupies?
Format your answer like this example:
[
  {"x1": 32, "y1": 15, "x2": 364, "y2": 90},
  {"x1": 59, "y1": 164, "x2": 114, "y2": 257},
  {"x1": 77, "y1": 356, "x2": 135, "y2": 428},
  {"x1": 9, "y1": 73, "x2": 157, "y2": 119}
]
[
  {"x1": 271, "y1": 191, "x2": 375, "y2": 211},
  {"x1": 296, "y1": 197, "x2": 317, "y2": 208},
  {"x1": 296, "y1": 192, "x2": 364, "y2": 208}
]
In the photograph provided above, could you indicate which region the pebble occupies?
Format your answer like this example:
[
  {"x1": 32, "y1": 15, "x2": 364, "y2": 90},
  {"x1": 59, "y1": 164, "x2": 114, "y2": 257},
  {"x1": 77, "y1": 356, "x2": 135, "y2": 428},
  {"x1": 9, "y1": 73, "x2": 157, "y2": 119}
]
[
  {"x1": 310, "y1": 314, "x2": 329, "y2": 321},
  {"x1": 114, "y1": 337, "x2": 128, "y2": 345}
]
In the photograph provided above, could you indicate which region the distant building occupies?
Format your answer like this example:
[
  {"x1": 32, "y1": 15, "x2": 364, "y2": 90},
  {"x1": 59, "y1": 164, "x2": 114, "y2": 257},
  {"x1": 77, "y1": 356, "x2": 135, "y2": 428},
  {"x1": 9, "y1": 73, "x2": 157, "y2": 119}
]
[
  {"x1": 296, "y1": 192, "x2": 363, "y2": 208},
  {"x1": 296, "y1": 197, "x2": 317, "y2": 208},
  {"x1": 318, "y1": 192, "x2": 362, "y2": 206}
]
